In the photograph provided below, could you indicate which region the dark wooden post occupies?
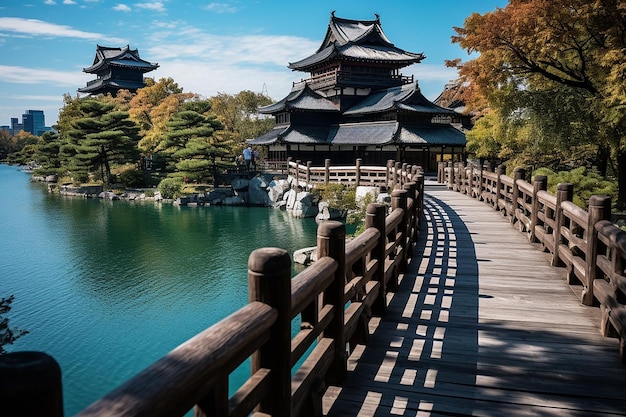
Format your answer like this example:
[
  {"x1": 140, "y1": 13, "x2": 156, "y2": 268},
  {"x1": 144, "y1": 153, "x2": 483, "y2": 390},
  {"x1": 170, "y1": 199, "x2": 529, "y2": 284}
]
[
  {"x1": 306, "y1": 161, "x2": 312, "y2": 187},
  {"x1": 324, "y1": 159, "x2": 331, "y2": 185},
  {"x1": 414, "y1": 172, "x2": 424, "y2": 222},
  {"x1": 394, "y1": 162, "x2": 402, "y2": 189},
  {"x1": 0, "y1": 351, "x2": 64, "y2": 417},
  {"x1": 437, "y1": 161, "x2": 444, "y2": 183},
  {"x1": 530, "y1": 175, "x2": 548, "y2": 243},
  {"x1": 552, "y1": 183, "x2": 573, "y2": 267},
  {"x1": 402, "y1": 163, "x2": 408, "y2": 186},
  {"x1": 386, "y1": 160, "x2": 394, "y2": 188},
  {"x1": 511, "y1": 168, "x2": 526, "y2": 224},
  {"x1": 248, "y1": 248, "x2": 292, "y2": 417},
  {"x1": 392, "y1": 189, "x2": 409, "y2": 275},
  {"x1": 582, "y1": 195, "x2": 612, "y2": 306},
  {"x1": 355, "y1": 158, "x2": 362, "y2": 186},
  {"x1": 445, "y1": 162, "x2": 453, "y2": 189},
  {"x1": 494, "y1": 165, "x2": 505, "y2": 210},
  {"x1": 317, "y1": 221, "x2": 346, "y2": 384},
  {"x1": 403, "y1": 182, "x2": 417, "y2": 245},
  {"x1": 295, "y1": 159, "x2": 301, "y2": 187},
  {"x1": 367, "y1": 203, "x2": 387, "y2": 316},
  {"x1": 467, "y1": 163, "x2": 474, "y2": 197},
  {"x1": 457, "y1": 162, "x2": 465, "y2": 193}
]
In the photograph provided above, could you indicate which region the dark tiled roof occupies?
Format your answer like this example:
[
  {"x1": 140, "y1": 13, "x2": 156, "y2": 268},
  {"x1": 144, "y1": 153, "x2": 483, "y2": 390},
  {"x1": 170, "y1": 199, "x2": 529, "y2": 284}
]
[
  {"x1": 77, "y1": 79, "x2": 146, "y2": 93},
  {"x1": 258, "y1": 84, "x2": 338, "y2": 114},
  {"x1": 344, "y1": 82, "x2": 457, "y2": 115},
  {"x1": 398, "y1": 125, "x2": 466, "y2": 146},
  {"x1": 330, "y1": 121, "x2": 397, "y2": 145},
  {"x1": 83, "y1": 44, "x2": 159, "y2": 74},
  {"x1": 246, "y1": 126, "x2": 287, "y2": 145},
  {"x1": 288, "y1": 13, "x2": 423, "y2": 71}
]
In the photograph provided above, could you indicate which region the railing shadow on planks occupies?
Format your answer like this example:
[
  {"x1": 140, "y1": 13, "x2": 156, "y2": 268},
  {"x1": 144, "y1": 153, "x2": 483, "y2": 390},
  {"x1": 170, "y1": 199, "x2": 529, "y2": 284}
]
[
  {"x1": 439, "y1": 161, "x2": 626, "y2": 364},
  {"x1": 1, "y1": 161, "x2": 424, "y2": 417}
]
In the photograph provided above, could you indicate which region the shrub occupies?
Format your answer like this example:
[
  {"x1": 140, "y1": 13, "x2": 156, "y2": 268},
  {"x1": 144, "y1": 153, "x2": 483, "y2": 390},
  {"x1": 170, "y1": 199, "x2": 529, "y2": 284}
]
[
  {"x1": 157, "y1": 177, "x2": 184, "y2": 199},
  {"x1": 118, "y1": 168, "x2": 146, "y2": 188}
]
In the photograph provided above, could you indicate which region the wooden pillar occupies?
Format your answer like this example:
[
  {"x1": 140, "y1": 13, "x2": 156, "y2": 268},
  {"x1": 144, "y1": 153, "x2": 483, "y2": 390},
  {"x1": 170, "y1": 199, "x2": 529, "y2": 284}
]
[
  {"x1": 446, "y1": 162, "x2": 454, "y2": 189},
  {"x1": 495, "y1": 165, "x2": 505, "y2": 210},
  {"x1": 529, "y1": 175, "x2": 547, "y2": 242},
  {"x1": 287, "y1": 157, "x2": 292, "y2": 177},
  {"x1": 356, "y1": 158, "x2": 362, "y2": 186},
  {"x1": 367, "y1": 203, "x2": 387, "y2": 317},
  {"x1": 317, "y1": 221, "x2": 346, "y2": 384},
  {"x1": 0, "y1": 351, "x2": 64, "y2": 417},
  {"x1": 392, "y1": 189, "x2": 409, "y2": 275},
  {"x1": 456, "y1": 162, "x2": 465, "y2": 193},
  {"x1": 467, "y1": 163, "x2": 474, "y2": 197},
  {"x1": 386, "y1": 159, "x2": 394, "y2": 188},
  {"x1": 394, "y1": 162, "x2": 401, "y2": 189},
  {"x1": 552, "y1": 183, "x2": 573, "y2": 267},
  {"x1": 248, "y1": 248, "x2": 292, "y2": 417},
  {"x1": 582, "y1": 195, "x2": 612, "y2": 306},
  {"x1": 324, "y1": 159, "x2": 331, "y2": 185},
  {"x1": 295, "y1": 159, "x2": 301, "y2": 187},
  {"x1": 511, "y1": 168, "x2": 526, "y2": 224}
]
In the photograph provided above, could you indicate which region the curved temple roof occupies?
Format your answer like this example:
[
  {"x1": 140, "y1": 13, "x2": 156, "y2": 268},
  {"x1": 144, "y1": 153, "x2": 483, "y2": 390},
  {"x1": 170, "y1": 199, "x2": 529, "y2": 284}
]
[
  {"x1": 288, "y1": 13, "x2": 424, "y2": 71},
  {"x1": 258, "y1": 83, "x2": 338, "y2": 114},
  {"x1": 83, "y1": 45, "x2": 159, "y2": 74}
]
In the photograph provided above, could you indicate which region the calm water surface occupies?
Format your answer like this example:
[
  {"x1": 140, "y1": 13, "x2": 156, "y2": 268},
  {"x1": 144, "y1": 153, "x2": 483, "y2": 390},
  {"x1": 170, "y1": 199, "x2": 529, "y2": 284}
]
[{"x1": 0, "y1": 164, "x2": 318, "y2": 415}]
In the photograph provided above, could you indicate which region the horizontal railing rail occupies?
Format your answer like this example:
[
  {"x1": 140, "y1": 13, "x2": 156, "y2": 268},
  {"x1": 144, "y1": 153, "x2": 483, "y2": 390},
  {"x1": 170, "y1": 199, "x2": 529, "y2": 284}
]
[
  {"x1": 440, "y1": 161, "x2": 626, "y2": 363},
  {"x1": 4, "y1": 166, "x2": 424, "y2": 417}
]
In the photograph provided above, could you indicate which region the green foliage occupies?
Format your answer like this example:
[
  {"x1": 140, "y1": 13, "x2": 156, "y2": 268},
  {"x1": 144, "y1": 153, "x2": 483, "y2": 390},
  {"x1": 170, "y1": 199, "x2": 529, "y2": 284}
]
[
  {"x1": 157, "y1": 177, "x2": 184, "y2": 199},
  {"x1": 312, "y1": 183, "x2": 357, "y2": 210},
  {"x1": 347, "y1": 192, "x2": 376, "y2": 237},
  {"x1": 533, "y1": 166, "x2": 617, "y2": 209},
  {"x1": 117, "y1": 167, "x2": 146, "y2": 188},
  {"x1": 0, "y1": 295, "x2": 28, "y2": 355}
]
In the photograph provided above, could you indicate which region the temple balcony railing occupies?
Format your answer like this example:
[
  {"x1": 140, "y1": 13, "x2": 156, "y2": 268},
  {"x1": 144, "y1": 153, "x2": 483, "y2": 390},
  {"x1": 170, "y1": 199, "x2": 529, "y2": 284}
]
[{"x1": 293, "y1": 69, "x2": 414, "y2": 91}]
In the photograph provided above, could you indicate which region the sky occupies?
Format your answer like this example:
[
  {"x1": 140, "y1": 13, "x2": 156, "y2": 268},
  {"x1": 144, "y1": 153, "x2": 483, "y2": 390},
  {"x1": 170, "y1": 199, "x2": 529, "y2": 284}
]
[{"x1": 0, "y1": 0, "x2": 507, "y2": 127}]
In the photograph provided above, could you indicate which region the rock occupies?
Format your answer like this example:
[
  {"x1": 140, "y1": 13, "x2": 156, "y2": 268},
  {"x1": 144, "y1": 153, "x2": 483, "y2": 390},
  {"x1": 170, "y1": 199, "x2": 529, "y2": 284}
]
[
  {"x1": 223, "y1": 195, "x2": 246, "y2": 206},
  {"x1": 293, "y1": 246, "x2": 318, "y2": 266},
  {"x1": 284, "y1": 189, "x2": 297, "y2": 210},
  {"x1": 267, "y1": 179, "x2": 289, "y2": 207},
  {"x1": 99, "y1": 191, "x2": 119, "y2": 200},
  {"x1": 315, "y1": 201, "x2": 347, "y2": 221},
  {"x1": 154, "y1": 191, "x2": 162, "y2": 201},
  {"x1": 231, "y1": 178, "x2": 250, "y2": 191},
  {"x1": 248, "y1": 176, "x2": 270, "y2": 206},
  {"x1": 206, "y1": 188, "x2": 234, "y2": 205},
  {"x1": 292, "y1": 192, "x2": 318, "y2": 218}
]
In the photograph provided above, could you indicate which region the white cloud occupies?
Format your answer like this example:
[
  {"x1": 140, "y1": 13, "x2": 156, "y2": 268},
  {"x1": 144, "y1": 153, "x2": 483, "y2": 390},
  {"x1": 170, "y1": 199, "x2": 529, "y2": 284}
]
[
  {"x1": 44, "y1": 0, "x2": 56, "y2": 4},
  {"x1": 135, "y1": 2, "x2": 166, "y2": 13},
  {"x1": 0, "y1": 65, "x2": 91, "y2": 87},
  {"x1": 203, "y1": 3, "x2": 238, "y2": 13},
  {"x1": 0, "y1": 17, "x2": 126, "y2": 44},
  {"x1": 9, "y1": 95, "x2": 66, "y2": 101},
  {"x1": 63, "y1": 0, "x2": 77, "y2": 4},
  {"x1": 113, "y1": 4, "x2": 132, "y2": 12}
]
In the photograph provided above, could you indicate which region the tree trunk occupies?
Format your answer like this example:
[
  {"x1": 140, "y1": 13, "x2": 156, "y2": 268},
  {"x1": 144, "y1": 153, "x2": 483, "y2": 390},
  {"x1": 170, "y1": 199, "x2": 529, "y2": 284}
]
[{"x1": 596, "y1": 145, "x2": 610, "y2": 177}]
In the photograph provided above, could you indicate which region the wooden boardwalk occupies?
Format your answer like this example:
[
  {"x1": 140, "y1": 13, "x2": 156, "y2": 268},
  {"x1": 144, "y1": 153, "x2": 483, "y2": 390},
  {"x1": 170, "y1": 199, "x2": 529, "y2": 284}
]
[{"x1": 323, "y1": 183, "x2": 626, "y2": 417}]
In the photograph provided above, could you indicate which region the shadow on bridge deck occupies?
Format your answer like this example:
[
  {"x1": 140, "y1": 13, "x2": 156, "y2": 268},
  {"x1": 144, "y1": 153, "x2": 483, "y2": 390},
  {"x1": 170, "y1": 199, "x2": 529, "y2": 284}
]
[{"x1": 324, "y1": 185, "x2": 626, "y2": 417}]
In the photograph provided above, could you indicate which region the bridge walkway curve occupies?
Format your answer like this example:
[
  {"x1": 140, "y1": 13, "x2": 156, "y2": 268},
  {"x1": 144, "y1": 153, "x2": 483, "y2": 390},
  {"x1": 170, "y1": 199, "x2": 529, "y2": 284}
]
[{"x1": 323, "y1": 182, "x2": 626, "y2": 417}]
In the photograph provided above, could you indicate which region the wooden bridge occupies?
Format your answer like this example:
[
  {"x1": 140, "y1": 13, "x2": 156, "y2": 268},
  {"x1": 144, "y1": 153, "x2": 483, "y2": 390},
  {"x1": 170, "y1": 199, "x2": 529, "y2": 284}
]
[
  {"x1": 323, "y1": 182, "x2": 626, "y2": 416},
  {"x1": 3, "y1": 162, "x2": 626, "y2": 417}
]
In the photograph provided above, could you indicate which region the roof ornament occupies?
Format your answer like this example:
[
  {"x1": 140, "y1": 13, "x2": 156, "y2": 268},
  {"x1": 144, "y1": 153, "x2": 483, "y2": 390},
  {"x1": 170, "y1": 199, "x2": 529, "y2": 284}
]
[
  {"x1": 375, "y1": 13, "x2": 380, "y2": 22},
  {"x1": 331, "y1": 10, "x2": 336, "y2": 17}
]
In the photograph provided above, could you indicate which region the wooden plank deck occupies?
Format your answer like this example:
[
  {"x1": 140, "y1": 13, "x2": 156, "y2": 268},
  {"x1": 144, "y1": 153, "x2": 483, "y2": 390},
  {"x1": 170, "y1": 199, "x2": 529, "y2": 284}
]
[{"x1": 323, "y1": 183, "x2": 626, "y2": 417}]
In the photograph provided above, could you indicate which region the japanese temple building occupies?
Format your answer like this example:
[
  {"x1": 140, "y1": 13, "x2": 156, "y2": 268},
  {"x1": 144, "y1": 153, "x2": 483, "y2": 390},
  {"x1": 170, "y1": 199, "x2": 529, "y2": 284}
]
[
  {"x1": 78, "y1": 45, "x2": 159, "y2": 96},
  {"x1": 249, "y1": 13, "x2": 466, "y2": 171}
]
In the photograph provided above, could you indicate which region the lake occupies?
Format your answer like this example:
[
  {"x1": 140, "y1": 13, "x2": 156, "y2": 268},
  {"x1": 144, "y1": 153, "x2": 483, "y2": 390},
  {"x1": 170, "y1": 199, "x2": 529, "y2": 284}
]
[{"x1": 0, "y1": 164, "x2": 319, "y2": 415}]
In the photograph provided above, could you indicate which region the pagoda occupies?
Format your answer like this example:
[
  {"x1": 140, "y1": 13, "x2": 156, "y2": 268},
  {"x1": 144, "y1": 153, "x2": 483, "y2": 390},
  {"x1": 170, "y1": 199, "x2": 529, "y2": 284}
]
[
  {"x1": 78, "y1": 45, "x2": 159, "y2": 96},
  {"x1": 249, "y1": 12, "x2": 466, "y2": 171}
]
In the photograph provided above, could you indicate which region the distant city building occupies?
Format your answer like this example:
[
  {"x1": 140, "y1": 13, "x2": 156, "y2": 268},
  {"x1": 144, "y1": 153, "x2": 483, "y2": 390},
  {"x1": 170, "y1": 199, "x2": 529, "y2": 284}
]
[
  {"x1": 2, "y1": 110, "x2": 52, "y2": 136},
  {"x1": 78, "y1": 45, "x2": 159, "y2": 96}
]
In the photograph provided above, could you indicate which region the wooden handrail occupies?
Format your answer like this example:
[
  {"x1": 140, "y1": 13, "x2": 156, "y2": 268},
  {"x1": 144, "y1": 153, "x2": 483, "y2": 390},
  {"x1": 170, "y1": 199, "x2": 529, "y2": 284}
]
[
  {"x1": 4, "y1": 164, "x2": 424, "y2": 416},
  {"x1": 442, "y1": 163, "x2": 625, "y2": 363}
]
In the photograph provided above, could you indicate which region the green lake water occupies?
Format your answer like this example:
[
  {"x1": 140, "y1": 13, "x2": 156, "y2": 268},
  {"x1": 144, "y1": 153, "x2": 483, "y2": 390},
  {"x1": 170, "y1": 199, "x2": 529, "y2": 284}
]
[{"x1": 0, "y1": 164, "x2": 319, "y2": 415}]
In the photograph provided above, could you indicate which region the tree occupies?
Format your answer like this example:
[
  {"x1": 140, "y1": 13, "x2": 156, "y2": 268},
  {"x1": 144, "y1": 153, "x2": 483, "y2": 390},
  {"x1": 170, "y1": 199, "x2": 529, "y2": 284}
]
[
  {"x1": 0, "y1": 295, "x2": 28, "y2": 355},
  {"x1": 157, "y1": 99, "x2": 226, "y2": 182},
  {"x1": 209, "y1": 91, "x2": 274, "y2": 156},
  {"x1": 452, "y1": 0, "x2": 626, "y2": 206},
  {"x1": 62, "y1": 99, "x2": 140, "y2": 185}
]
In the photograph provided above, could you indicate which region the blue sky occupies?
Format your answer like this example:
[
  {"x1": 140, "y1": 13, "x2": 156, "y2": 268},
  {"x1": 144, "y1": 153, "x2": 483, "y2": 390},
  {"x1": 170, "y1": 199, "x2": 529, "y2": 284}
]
[{"x1": 0, "y1": 1, "x2": 507, "y2": 126}]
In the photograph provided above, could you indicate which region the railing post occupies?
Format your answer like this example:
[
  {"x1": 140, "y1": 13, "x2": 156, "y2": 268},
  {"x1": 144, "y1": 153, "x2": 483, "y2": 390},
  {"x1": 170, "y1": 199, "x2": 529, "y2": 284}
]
[
  {"x1": 248, "y1": 248, "x2": 292, "y2": 417},
  {"x1": 530, "y1": 175, "x2": 548, "y2": 243},
  {"x1": 495, "y1": 165, "x2": 504, "y2": 210},
  {"x1": 386, "y1": 159, "x2": 394, "y2": 188},
  {"x1": 511, "y1": 167, "x2": 526, "y2": 224},
  {"x1": 437, "y1": 161, "x2": 444, "y2": 183},
  {"x1": 0, "y1": 351, "x2": 64, "y2": 417},
  {"x1": 583, "y1": 195, "x2": 612, "y2": 306},
  {"x1": 402, "y1": 163, "x2": 408, "y2": 186},
  {"x1": 287, "y1": 157, "x2": 293, "y2": 177},
  {"x1": 306, "y1": 161, "x2": 312, "y2": 187},
  {"x1": 467, "y1": 163, "x2": 474, "y2": 197},
  {"x1": 392, "y1": 189, "x2": 409, "y2": 274},
  {"x1": 317, "y1": 221, "x2": 346, "y2": 384},
  {"x1": 356, "y1": 158, "x2": 362, "y2": 186},
  {"x1": 394, "y1": 162, "x2": 401, "y2": 189},
  {"x1": 295, "y1": 159, "x2": 301, "y2": 187},
  {"x1": 403, "y1": 182, "x2": 418, "y2": 245},
  {"x1": 367, "y1": 203, "x2": 387, "y2": 316},
  {"x1": 446, "y1": 162, "x2": 454, "y2": 190},
  {"x1": 324, "y1": 159, "x2": 331, "y2": 185},
  {"x1": 414, "y1": 172, "x2": 424, "y2": 222},
  {"x1": 552, "y1": 183, "x2": 573, "y2": 267}
]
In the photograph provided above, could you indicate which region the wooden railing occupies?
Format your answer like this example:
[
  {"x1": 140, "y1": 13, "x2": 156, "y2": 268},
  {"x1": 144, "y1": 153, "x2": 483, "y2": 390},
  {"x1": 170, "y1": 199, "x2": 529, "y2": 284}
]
[
  {"x1": 3, "y1": 168, "x2": 424, "y2": 417},
  {"x1": 287, "y1": 158, "x2": 421, "y2": 189},
  {"x1": 440, "y1": 161, "x2": 626, "y2": 363}
]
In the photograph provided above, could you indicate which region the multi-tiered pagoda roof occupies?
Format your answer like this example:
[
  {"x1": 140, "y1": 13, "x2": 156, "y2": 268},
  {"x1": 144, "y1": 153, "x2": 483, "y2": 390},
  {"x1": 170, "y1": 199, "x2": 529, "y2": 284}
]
[{"x1": 78, "y1": 45, "x2": 159, "y2": 96}]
